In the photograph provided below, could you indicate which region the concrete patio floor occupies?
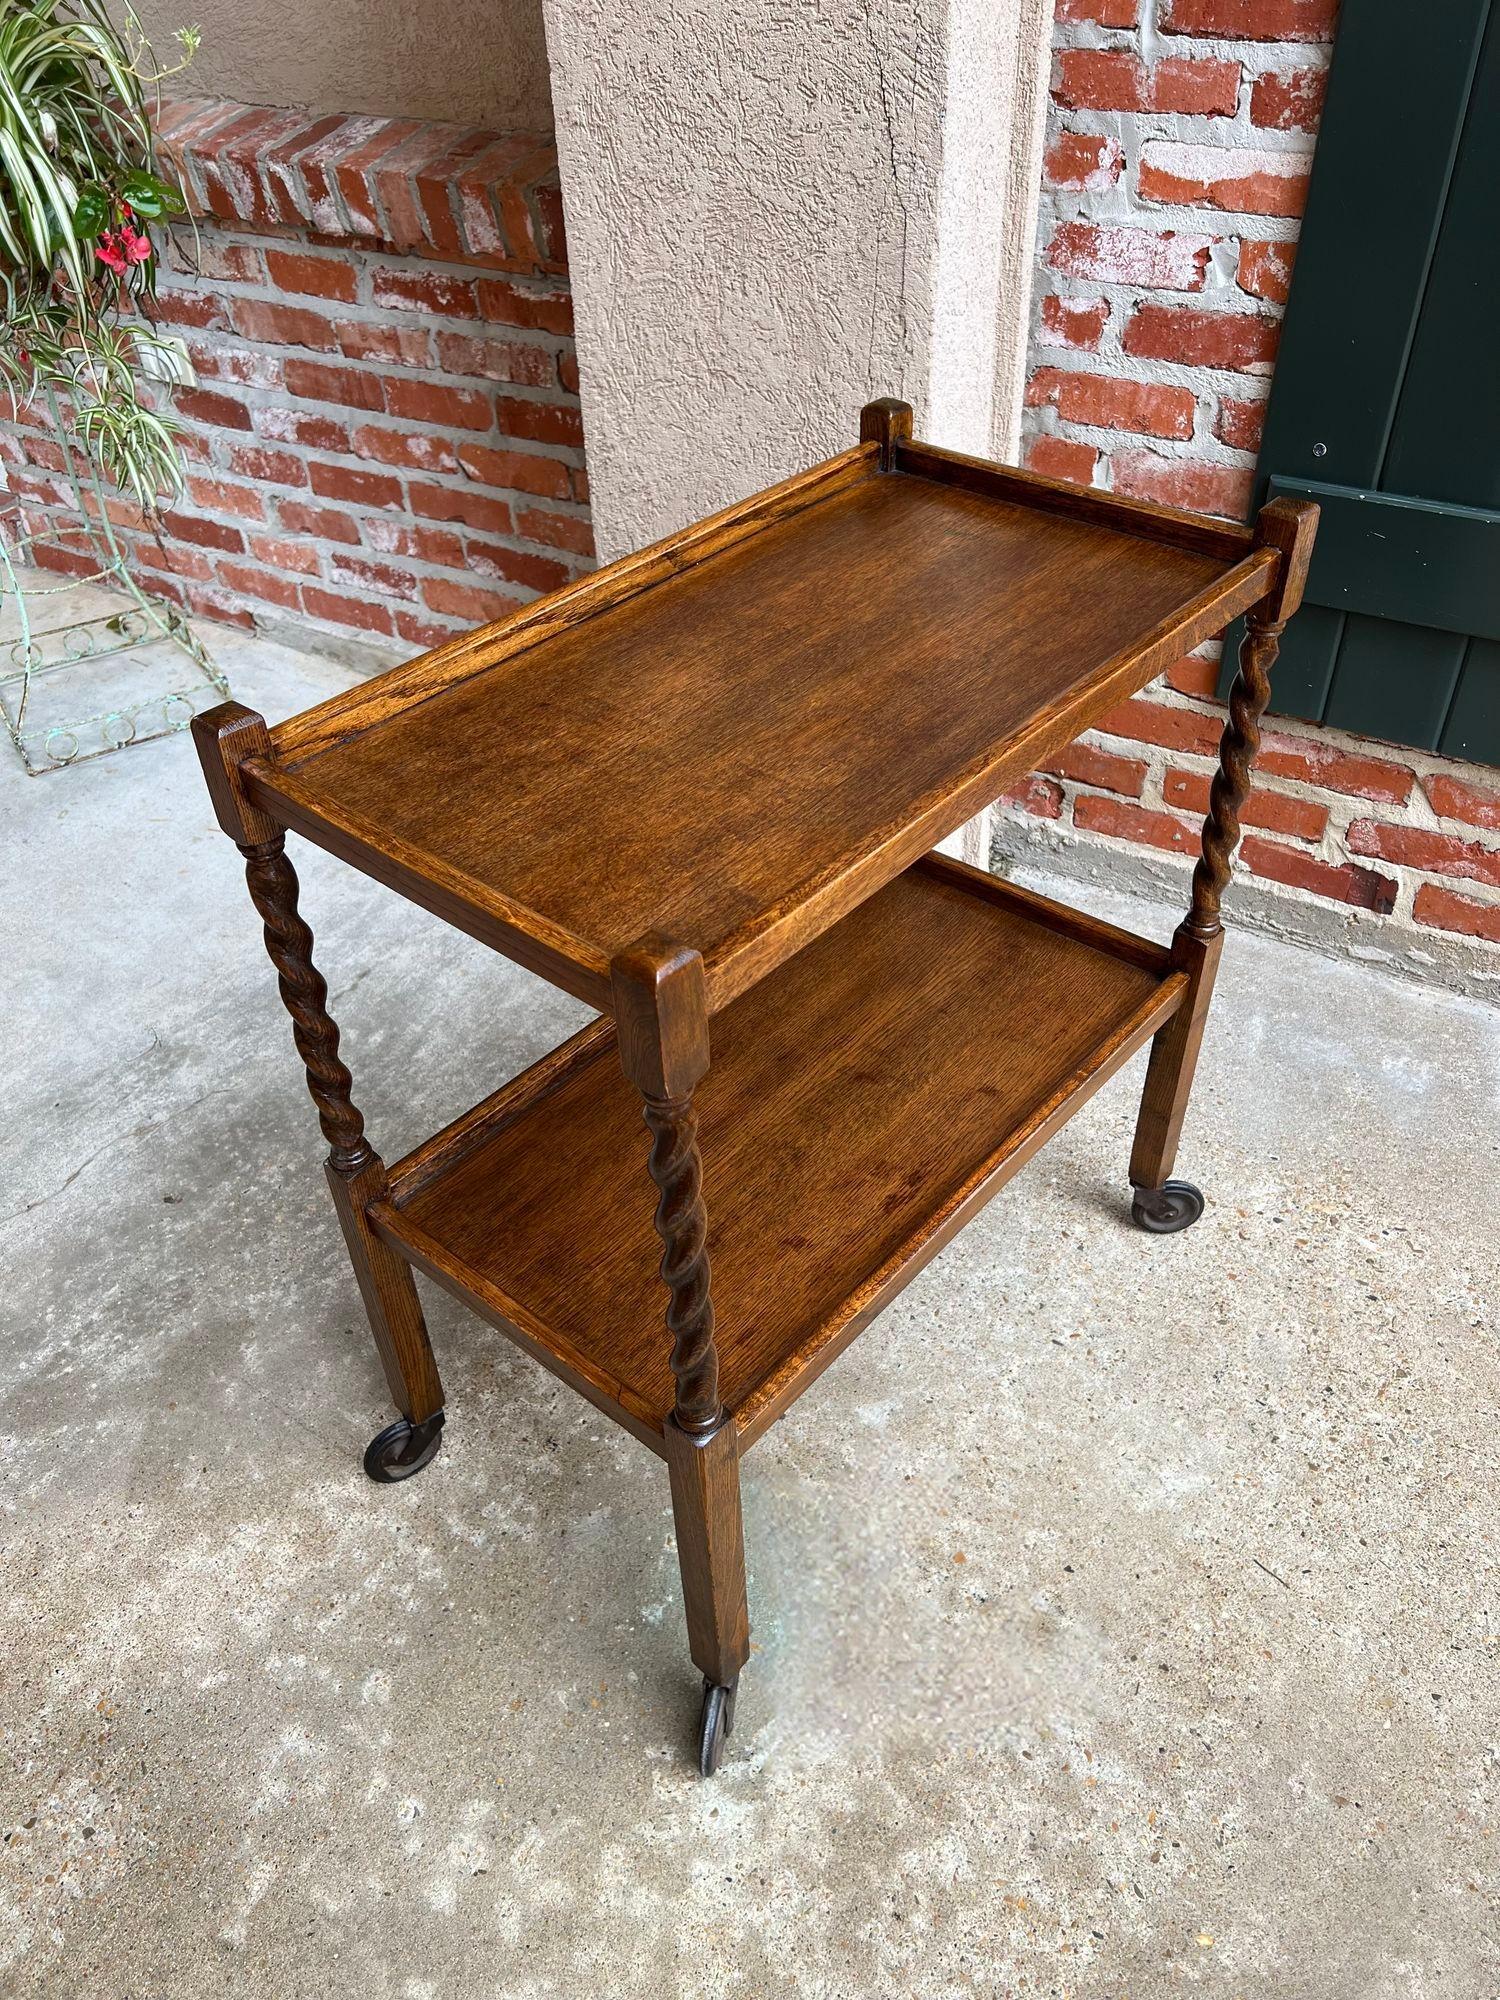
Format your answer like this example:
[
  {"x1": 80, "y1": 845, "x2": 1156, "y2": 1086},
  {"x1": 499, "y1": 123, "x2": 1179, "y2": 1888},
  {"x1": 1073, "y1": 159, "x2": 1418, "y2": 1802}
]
[{"x1": 2, "y1": 627, "x2": 1497, "y2": 1999}]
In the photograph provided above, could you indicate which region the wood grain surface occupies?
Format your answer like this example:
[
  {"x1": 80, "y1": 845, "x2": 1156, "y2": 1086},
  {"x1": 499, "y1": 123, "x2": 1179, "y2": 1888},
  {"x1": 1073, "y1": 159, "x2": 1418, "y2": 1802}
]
[
  {"x1": 373, "y1": 865, "x2": 1183, "y2": 1445},
  {"x1": 253, "y1": 467, "x2": 1266, "y2": 1008}
]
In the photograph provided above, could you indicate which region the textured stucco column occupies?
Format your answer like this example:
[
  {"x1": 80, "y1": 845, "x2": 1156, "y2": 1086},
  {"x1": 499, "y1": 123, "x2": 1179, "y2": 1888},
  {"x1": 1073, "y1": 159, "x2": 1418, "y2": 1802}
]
[
  {"x1": 541, "y1": 0, "x2": 1051, "y2": 863},
  {"x1": 541, "y1": 0, "x2": 1052, "y2": 560}
]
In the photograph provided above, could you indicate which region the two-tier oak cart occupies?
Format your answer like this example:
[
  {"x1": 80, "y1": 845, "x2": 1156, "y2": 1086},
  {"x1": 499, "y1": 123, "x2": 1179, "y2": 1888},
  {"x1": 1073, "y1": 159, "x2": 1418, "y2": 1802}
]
[{"x1": 194, "y1": 402, "x2": 1316, "y2": 1777}]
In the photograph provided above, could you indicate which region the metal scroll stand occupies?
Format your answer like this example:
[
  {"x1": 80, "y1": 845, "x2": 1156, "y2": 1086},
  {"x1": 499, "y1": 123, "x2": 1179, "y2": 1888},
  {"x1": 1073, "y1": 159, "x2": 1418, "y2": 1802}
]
[{"x1": 0, "y1": 391, "x2": 227, "y2": 775}]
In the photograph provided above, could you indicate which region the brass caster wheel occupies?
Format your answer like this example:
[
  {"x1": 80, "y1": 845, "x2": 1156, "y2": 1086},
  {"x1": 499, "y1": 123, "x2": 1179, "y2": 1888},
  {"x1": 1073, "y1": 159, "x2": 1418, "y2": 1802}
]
[
  {"x1": 364, "y1": 1409, "x2": 444, "y2": 1483},
  {"x1": 697, "y1": 1676, "x2": 738, "y2": 1778},
  {"x1": 1131, "y1": 1179, "x2": 1205, "y2": 1234}
]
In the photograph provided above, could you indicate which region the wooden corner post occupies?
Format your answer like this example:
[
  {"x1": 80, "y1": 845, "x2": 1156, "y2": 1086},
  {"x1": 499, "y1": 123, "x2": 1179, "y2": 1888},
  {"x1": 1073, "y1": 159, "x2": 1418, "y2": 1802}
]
[
  {"x1": 1129, "y1": 497, "x2": 1319, "y2": 1212},
  {"x1": 191, "y1": 702, "x2": 444, "y2": 1449},
  {"x1": 860, "y1": 397, "x2": 913, "y2": 470},
  {"x1": 612, "y1": 938, "x2": 750, "y2": 1699}
]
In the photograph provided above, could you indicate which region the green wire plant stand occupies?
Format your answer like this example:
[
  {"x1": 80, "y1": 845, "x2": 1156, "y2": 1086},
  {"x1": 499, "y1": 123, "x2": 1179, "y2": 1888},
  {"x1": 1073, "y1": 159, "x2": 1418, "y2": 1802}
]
[{"x1": 0, "y1": 402, "x2": 226, "y2": 776}]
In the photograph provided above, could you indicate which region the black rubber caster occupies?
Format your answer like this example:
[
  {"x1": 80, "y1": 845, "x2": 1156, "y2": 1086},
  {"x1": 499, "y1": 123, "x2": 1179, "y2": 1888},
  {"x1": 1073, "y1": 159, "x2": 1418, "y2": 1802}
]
[
  {"x1": 1131, "y1": 1179, "x2": 1205, "y2": 1234},
  {"x1": 697, "y1": 1676, "x2": 738, "y2": 1778},
  {"x1": 363, "y1": 1409, "x2": 444, "y2": 1483}
]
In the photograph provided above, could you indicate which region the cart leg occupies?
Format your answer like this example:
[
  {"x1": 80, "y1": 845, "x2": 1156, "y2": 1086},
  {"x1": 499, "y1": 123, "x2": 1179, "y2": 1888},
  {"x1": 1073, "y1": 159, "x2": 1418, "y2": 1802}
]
[
  {"x1": 1128, "y1": 924, "x2": 1221, "y2": 1233},
  {"x1": 193, "y1": 703, "x2": 445, "y2": 1478},
  {"x1": 666, "y1": 1416, "x2": 752, "y2": 1776},
  {"x1": 643, "y1": 1087, "x2": 751, "y2": 1771},
  {"x1": 1127, "y1": 496, "x2": 1317, "y2": 1235},
  {"x1": 325, "y1": 1158, "x2": 446, "y2": 1480},
  {"x1": 612, "y1": 935, "x2": 751, "y2": 1774}
]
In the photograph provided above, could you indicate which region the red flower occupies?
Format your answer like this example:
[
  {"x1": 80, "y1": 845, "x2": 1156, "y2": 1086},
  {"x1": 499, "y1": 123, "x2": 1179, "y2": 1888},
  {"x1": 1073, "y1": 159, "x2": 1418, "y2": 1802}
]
[{"x1": 95, "y1": 224, "x2": 152, "y2": 275}]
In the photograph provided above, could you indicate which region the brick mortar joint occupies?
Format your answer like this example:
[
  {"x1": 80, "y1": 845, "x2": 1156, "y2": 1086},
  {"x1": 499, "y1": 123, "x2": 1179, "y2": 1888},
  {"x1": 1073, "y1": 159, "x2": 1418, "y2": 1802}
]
[
  {"x1": 1051, "y1": 666, "x2": 1497, "y2": 809},
  {"x1": 171, "y1": 350, "x2": 581, "y2": 411},
  {"x1": 1003, "y1": 788, "x2": 1439, "y2": 923},
  {"x1": 1076, "y1": 731, "x2": 1488, "y2": 848},
  {"x1": 1046, "y1": 107, "x2": 1322, "y2": 161},
  {"x1": 1027, "y1": 405, "x2": 1258, "y2": 463},
  {"x1": 993, "y1": 813, "x2": 1500, "y2": 971},
  {"x1": 1053, "y1": 731, "x2": 1500, "y2": 879},
  {"x1": 160, "y1": 232, "x2": 577, "y2": 311},
  {"x1": 162, "y1": 236, "x2": 576, "y2": 297},
  {"x1": 1054, "y1": 24, "x2": 1335, "y2": 62}
]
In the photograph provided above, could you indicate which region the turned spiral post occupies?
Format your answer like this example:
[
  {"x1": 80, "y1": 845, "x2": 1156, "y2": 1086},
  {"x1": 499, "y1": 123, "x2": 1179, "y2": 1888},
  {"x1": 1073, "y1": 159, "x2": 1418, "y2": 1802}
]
[
  {"x1": 642, "y1": 1094, "x2": 720, "y2": 1433},
  {"x1": 193, "y1": 700, "x2": 445, "y2": 1442},
  {"x1": 1185, "y1": 612, "x2": 1284, "y2": 942},
  {"x1": 1127, "y1": 498, "x2": 1319, "y2": 1200},
  {"x1": 191, "y1": 700, "x2": 379, "y2": 1182},
  {"x1": 611, "y1": 936, "x2": 723, "y2": 1438},
  {"x1": 239, "y1": 835, "x2": 375, "y2": 1177},
  {"x1": 1184, "y1": 496, "x2": 1321, "y2": 942}
]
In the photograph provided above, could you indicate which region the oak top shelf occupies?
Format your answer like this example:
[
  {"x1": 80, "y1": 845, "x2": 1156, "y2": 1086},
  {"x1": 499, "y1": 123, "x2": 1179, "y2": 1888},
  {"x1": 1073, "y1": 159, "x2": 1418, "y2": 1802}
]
[{"x1": 246, "y1": 437, "x2": 1277, "y2": 1012}]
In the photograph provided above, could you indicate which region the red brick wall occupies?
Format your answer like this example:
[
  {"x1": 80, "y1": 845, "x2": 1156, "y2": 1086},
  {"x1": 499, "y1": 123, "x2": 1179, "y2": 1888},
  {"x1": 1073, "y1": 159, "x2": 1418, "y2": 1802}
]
[
  {"x1": 5, "y1": 77, "x2": 1495, "y2": 970},
  {"x1": 3, "y1": 97, "x2": 592, "y2": 651},
  {"x1": 1013, "y1": 0, "x2": 1500, "y2": 970}
]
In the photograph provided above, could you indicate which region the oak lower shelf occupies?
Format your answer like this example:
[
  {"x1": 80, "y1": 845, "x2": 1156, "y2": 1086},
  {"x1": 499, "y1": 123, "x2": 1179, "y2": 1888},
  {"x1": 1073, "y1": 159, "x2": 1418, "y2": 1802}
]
[{"x1": 373, "y1": 856, "x2": 1187, "y2": 1455}]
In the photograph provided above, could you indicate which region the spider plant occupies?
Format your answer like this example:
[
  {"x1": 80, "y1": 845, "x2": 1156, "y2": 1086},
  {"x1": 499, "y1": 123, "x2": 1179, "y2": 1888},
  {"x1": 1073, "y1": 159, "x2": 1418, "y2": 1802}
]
[{"x1": 0, "y1": 2, "x2": 199, "y2": 511}]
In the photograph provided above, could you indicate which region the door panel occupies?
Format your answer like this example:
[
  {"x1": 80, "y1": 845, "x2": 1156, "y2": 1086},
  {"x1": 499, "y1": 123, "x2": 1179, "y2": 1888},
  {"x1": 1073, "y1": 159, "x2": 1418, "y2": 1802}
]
[
  {"x1": 1440, "y1": 640, "x2": 1500, "y2": 763},
  {"x1": 1219, "y1": 0, "x2": 1497, "y2": 766},
  {"x1": 1260, "y1": 604, "x2": 1344, "y2": 722},
  {"x1": 1382, "y1": 14, "x2": 1500, "y2": 512},
  {"x1": 1324, "y1": 616, "x2": 1466, "y2": 750}
]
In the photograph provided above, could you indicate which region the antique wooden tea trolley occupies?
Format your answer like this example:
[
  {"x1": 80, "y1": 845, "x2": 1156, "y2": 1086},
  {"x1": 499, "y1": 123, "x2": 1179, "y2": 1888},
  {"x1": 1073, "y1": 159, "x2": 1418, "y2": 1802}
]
[{"x1": 194, "y1": 402, "x2": 1316, "y2": 1776}]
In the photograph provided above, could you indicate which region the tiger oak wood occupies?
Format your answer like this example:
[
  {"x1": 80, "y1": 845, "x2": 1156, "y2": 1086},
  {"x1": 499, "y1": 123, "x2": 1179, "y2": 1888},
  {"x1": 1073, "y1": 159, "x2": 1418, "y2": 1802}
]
[
  {"x1": 270, "y1": 442, "x2": 879, "y2": 768},
  {"x1": 237, "y1": 449, "x2": 1279, "y2": 1013},
  {"x1": 372, "y1": 865, "x2": 1186, "y2": 1445},
  {"x1": 893, "y1": 438, "x2": 1258, "y2": 563},
  {"x1": 193, "y1": 400, "x2": 1317, "y2": 1768},
  {"x1": 665, "y1": 1417, "x2": 751, "y2": 1690},
  {"x1": 327, "y1": 1154, "x2": 444, "y2": 1427},
  {"x1": 611, "y1": 939, "x2": 721, "y2": 1435}
]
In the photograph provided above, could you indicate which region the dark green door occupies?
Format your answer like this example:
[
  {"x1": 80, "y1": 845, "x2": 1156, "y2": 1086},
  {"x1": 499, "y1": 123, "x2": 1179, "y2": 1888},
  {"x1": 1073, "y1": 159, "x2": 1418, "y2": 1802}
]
[{"x1": 1221, "y1": 0, "x2": 1500, "y2": 765}]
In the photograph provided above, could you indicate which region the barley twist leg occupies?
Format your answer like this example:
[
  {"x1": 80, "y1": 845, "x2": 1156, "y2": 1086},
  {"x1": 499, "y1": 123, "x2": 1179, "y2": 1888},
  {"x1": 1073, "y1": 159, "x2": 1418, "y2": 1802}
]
[
  {"x1": 239, "y1": 834, "x2": 374, "y2": 1177},
  {"x1": 1187, "y1": 614, "x2": 1285, "y2": 942},
  {"x1": 641, "y1": 1093, "x2": 720, "y2": 1435}
]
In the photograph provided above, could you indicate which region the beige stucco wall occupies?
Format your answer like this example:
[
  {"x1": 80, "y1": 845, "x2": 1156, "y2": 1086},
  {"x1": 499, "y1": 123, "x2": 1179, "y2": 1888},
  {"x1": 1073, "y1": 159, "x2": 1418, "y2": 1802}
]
[
  {"x1": 127, "y1": 0, "x2": 554, "y2": 130},
  {"x1": 541, "y1": 0, "x2": 1052, "y2": 563}
]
